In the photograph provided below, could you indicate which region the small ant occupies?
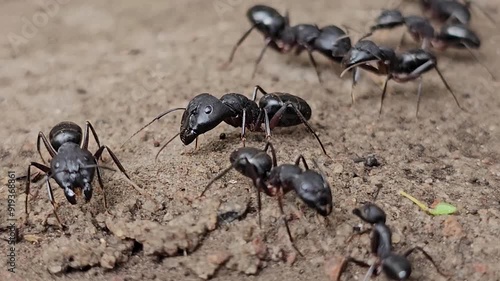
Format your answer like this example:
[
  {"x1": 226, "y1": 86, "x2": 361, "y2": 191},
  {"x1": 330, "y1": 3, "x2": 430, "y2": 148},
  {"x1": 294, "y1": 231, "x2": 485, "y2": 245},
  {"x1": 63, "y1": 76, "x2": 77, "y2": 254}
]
[
  {"x1": 340, "y1": 40, "x2": 465, "y2": 117},
  {"x1": 340, "y1": 203, "x2": 448, "y2": 280},
  {"x1": 361, "y1": 10, "x2": 495, "y2": 80},
  {"x1": 123, "y1": 85, "x2": 328, "y2": 159},
  {"x1": 24, "y1": 121, "x2": 137, "y2": 228},
  {"x1": 226, "y1": 5, "x2": 352, "y2": 84},
  {"x1": 200, "y1": 142, "x2": 333, "y2": 255}
]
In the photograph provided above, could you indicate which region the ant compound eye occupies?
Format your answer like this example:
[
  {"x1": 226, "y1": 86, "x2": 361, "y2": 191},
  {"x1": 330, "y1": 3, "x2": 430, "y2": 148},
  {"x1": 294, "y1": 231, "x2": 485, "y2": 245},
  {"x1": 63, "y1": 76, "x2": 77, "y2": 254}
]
[{"x1": 204, "y1": 105, "x2": 213, "y2": 114}]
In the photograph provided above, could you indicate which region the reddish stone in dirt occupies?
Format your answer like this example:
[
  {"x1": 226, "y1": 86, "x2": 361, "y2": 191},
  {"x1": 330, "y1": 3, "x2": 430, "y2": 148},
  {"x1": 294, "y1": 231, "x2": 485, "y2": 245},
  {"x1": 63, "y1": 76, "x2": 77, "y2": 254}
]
[
  {"x1": 472, "y1": 263, "x2": 488, "y2": 274},
  {"x1": 442, "y1": 216, "x2": 463, "y2": 238},
  {"x1": 207, "y1": 251, "x2": 231, "y2": 265},
  {"x1": 324, "y1": 256, "x2": 347, "y2": 281}
]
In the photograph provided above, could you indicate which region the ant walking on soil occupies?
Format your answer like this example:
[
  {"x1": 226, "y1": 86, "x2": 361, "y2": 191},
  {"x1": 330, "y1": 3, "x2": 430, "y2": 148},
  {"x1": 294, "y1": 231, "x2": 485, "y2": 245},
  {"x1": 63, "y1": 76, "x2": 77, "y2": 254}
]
[
  {"x1": 360, "y1": 9, "x2": 496, "y2": 80},
  {"x1": 200, "y1": 142, "x2": 332, "y2": 255},
  {"x1": 225, "y1": 5, "x2": 353, "y2": 84},
  {"x1": 23, "y1": 121, "x2": 138, "y2": 228},
  {"x1": 340, "y1": 40, "x2": 466, "y2": 117},
  {"x1": 339, "y1": 203, "x2": 448, "y2": 280},
  {"x1": 122, "y1": 85, "x2": 328, "y2": 159}
]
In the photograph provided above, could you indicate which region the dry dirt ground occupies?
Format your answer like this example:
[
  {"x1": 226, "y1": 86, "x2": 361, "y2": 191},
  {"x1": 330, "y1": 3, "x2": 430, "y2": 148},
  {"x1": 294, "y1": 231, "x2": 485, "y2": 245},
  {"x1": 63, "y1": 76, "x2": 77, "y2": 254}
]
[{"x1": 1, "y1": 0, "x2": 500, "y2": 280}]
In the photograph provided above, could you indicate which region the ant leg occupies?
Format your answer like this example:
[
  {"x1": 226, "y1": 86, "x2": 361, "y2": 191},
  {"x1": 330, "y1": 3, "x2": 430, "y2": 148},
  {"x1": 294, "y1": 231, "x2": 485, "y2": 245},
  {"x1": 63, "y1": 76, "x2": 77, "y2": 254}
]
[
  {"x1": 95, "y1": 146, "x2": 131, "y2": 179},
  {"x1": 293, "y1": 154, "x2": 309, "y2": 170},
  {"x1": 404, "y1": 246, "x2": 448, "y2": 277},
  {"x1": 95, "y1": 145, "x2": 152, "y2": 203},
  {"x1": 240, "y1": 108, "x2": 247, "y2": 147},
  {"x1": 334, "y1": 256, "x2": 371, "y2": 281},
  {"x1": 121, "y1": 107, "x2": 185, "y2": 148},
  {"x1": 345, "y1": 227, "x2": 372, "y2": 243},
  {"x1": 95, "y1": 166, "x2": 108, "y2": 209},
  {"x1": 277, "y1": 190, "x2": 304, "y2": 256},
  {"x1": 37, "y1": 132, "x2": 56, "y2": 165},
  {"x1": 433, "y1": 66, "x2": 466, "y2": 112},
  {"x1": 44, "y1": 175, "x2": 65, "y2": 229},
  {"x1": 251, "y1": 38, "x2": 272, "y2": 79},
  {"x1": 263, "y1": 110, "x2": 271, "y2": 140},
  {"x1": 81, "y1": 121, "x2": 102, "y2": 151},
  {"x1": 269, "y1": 102, "x2": 328, "y2": 156},
  {"x1": 415, "y1": 76, "x2": 423, "y2": 118},
  {"x1": 195, "y1": 137, "x2": 199, "y2": 150},
  {"x1": 464, "y1": 44, "x2": 496, "y2": 81},
  {"x1": 263, "y1": 141, "x2": 277, "y2": 167},
  {"x1": 25, "y1": 162, "x2": 51, "y2": 224},
  {"x1": 155, "y1": 132, "x2": 180, "y2": 161},
  {"x1": 361, "y1": 263, "x2": 377, "y2": 281},
  {"x1": 379, "y1": 75, "x2": 392, "y2": 116},
  {"x1": 251, "y1": 85, "x2": 269, "y2": 101},
  {"x1": 372, "y1": 184, "x2": 383, "y2": 201},
  {"x1": 350, "y1": 67, "x2": 360, "y2": 106},
  {"x1": 306, "y1": 49, "x2": 323, "y2": 84},
  {"x1": 227, "y1": 24, "x2": 257, "y2": 64}
]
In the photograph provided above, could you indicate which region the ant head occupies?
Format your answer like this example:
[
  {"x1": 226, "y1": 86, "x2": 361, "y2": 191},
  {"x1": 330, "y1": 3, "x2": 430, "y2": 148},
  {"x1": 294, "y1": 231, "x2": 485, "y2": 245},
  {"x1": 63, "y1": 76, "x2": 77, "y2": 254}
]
[
  {"x1": 352, "y1": 203, "x2": 386, "y2": 224},
  {"x1": 382, "y1": 253, "x2": 412, "y2": 280},
  {"x1": 341, "y1": 40, "x2": 389, "y2": 72},
  {"x1": 247, "y1": 5, "x2": 288, "y2": 39},
  {"x1": 49, "y1": 121, "x2": 83, "y2": 151},
  {"x1": 180, "y1": 94, "x2": 231, "y2": 145},
  {"x1": 293, "y1": 170, "x2": 333, "y2": 216},
  {"x1": 439, "y1": 23, "x2": 480, "y2": 48}
]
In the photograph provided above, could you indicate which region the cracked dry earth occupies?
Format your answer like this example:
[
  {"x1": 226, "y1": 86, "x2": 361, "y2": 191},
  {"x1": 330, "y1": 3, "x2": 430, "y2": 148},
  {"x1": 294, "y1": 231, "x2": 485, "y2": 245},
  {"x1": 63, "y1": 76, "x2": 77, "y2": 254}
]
[{"x1": 1, "y1": 0, "x2": 500, "y2": 280}]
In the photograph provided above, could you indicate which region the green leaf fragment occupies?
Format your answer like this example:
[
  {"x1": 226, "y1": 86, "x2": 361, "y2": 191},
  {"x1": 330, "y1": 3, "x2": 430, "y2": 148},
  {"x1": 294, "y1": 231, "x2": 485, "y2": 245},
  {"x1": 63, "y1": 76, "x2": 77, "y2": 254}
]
[
  {"x1": 429, "y1": 202, "x2": 457, "y2": 215},
  {"x1": 399, "y1": 190, "x2": 457, "y2": 216}
]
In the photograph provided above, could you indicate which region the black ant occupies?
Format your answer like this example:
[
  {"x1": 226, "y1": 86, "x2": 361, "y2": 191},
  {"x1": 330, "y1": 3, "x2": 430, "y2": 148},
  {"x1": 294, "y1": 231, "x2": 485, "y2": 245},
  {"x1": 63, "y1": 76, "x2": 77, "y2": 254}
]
[
  {"x1": 200, "y1": 142, "x2": 332, "y2": 255},
  {"x1": 360, "y1": 10, "x2": 435, "y2": 49},
  {"x1": 123, "y1": 85, "x2": 328, "y2": 159},
  {"x1": 340, "y1": 203, "x2": 448, "y2": 280},
  {"x1": 24, "y1": 121, "x2": 137, "y2": 228},
  {"x1": 340, "y1": 40, "x2": 465, "y2": 117},
  {"x1": 361, "y1": 10, "x2": 496, "y2": 80},
  {"x1": 225, "y1": 5, "x2": 352, "y2": 84},
  {"x1": 412, "y1": 0, "x2": 496, "y2": 25}
]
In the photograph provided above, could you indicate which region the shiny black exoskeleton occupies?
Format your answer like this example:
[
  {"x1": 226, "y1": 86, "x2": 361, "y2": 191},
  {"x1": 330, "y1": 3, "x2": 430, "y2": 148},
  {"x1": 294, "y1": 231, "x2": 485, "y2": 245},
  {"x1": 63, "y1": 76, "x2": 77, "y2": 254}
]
[
  {"x1": 431, "y1": 23, "x2": 495, "y2": 79},
  {"x1": 340, "y1": 40, "x2": 465, "y2": 117},
  {"x1": 225, "y1": 5, "x2": 351, "y2": 83},
  {"x1": 24, "y1": 121, "x2": 134, "y2": 228},
  {"x1": 339, "y1": 203, "x2": 447, "y2": 280},
  {"x1": 200, "y1": 142, "x2": 332, "y2": 254},
  {"x1": 362, "y1": 10, "x2": 495, "y2": 80},
  {"x1": 361, "y1": 10, "x2": 435, "y2": 49},
  {"x1": 123, "y1": 85, "x2": 328, "y2": 159},
  {"x1": 405, "y1": 0, "x2": 496, "y2": 25},
  {"x1": 420, "y1": 0, "x2": 471, "y2": 24}
]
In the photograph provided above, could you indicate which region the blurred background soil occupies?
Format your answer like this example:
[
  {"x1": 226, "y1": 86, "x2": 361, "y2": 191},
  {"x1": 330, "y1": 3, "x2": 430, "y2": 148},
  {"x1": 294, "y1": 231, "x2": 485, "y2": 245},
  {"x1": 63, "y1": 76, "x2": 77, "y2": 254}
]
[{"x1": 0, "y1": 0, "x2": 499, "y2": 280}]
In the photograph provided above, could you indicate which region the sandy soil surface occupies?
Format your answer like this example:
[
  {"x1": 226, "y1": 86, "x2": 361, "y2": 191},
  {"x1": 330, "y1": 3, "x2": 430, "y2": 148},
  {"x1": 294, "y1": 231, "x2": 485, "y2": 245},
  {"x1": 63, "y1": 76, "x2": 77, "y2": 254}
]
[{"x1": 1, "y1": 0, "x2": 500, "y2": 280}]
